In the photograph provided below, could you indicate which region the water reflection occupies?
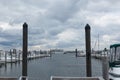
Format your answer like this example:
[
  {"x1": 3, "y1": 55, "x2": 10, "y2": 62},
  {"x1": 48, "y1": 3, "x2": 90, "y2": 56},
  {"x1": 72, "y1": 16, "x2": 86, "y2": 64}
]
[{"x1": 0, "y1": 53, "x2": 102, "y2": 80}]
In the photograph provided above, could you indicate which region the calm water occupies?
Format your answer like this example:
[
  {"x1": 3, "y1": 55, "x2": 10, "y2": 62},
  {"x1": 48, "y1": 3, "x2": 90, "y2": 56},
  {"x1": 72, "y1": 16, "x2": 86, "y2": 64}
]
[{"x1": 0, "y1": 53, "x2": 102, "y2": 80}]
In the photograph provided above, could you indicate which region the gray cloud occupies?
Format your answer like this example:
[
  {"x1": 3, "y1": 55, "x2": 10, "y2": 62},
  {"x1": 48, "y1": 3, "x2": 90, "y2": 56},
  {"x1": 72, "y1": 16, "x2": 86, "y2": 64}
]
[
  {"x1": 0, "y1": 0, "x2": 120, "y2": 50},
  {"x1": 46, "y1": 0, "x2": 79, "y2": 22}
]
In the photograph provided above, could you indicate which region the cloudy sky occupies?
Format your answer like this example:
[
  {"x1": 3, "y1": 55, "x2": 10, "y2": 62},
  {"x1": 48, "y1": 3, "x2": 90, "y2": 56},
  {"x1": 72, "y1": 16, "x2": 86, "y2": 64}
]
[{"x1": 0, "y1": 0, "x2": 120, "y2": 50}]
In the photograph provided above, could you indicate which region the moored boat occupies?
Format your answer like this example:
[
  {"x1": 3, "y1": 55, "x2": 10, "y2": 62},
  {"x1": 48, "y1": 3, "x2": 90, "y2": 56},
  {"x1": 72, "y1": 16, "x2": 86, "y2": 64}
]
[{"x1": 109, "y1": 44, "x2": 120, "y2": 80}]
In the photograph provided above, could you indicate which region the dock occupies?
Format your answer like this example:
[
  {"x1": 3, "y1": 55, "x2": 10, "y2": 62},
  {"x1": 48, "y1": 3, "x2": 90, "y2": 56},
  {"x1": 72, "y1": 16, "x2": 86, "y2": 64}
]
[
  {"x1": 0, "y1": 49, "x2": 51, "y2": 64},
  {"x1": 51, "y1": 76, "x2": 104, "y2": 80},
  {"x1": 0, "y1": 78, "x2": 17, "y2": 80}
]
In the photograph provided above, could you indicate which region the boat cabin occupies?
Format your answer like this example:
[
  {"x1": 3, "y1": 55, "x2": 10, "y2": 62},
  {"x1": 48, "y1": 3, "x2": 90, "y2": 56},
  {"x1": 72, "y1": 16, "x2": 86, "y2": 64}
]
[{"x1": 109, "y1": 44, "x2": 120, "y2": 67}]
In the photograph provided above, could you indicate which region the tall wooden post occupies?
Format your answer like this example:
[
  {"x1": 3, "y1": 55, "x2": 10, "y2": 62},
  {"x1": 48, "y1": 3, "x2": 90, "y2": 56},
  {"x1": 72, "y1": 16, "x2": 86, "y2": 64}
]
[
  {"x1": 22, "y1": 22, "x2": 28, "y2": 79},
  {"x1": 10, "y1": 49, "x2": 12, "y2": 62},
  {"x1": 13, "y1": 49, "x2": 17, "y2": 61},
  {"x1": 102, "y1": 57, "x2": 109, "y2": 80},
  {"x1": 0, "y1": 50, "x2": 2, "y2": 60},
  {"x1": 19, "y1": 50, "x2": 21, "y2": 61},
  {"x1": 5, "y1": 51, "x2": 7, "y2": 63},
  {"x1": 85, "y1": 24, "x2": 92, "y2": 77},
  {"x1": 75, "y1": 49, "x2": 78, "y2": 57}
]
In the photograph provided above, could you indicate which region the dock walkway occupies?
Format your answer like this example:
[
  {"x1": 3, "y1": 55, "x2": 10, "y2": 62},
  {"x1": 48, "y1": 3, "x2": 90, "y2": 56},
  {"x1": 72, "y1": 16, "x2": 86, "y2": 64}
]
[
  {"x1": 51, "y1": 76, "x2": 104, "y2": 80},
  {"x1": 0, "y1": 78, "x2": 17, "y2": 80}
]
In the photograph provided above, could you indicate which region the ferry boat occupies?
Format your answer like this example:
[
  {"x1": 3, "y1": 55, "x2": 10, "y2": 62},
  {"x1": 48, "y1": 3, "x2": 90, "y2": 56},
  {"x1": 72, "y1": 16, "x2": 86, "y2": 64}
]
[{"x1": 109, "y1": 44, "x2": 120, "y2": 80}]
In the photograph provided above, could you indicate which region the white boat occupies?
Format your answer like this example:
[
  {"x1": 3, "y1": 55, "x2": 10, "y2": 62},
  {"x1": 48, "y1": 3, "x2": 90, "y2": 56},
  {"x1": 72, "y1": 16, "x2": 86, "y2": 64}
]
[
  {"x1": 76, "y1": 52, "x2": 86, "y2": 57},
  {"x1": 109, "y1": 44, "x2": 120, "y2": 80},
  {"x1": 0, "y1": 56, "x2": 18, "y2": 63}
]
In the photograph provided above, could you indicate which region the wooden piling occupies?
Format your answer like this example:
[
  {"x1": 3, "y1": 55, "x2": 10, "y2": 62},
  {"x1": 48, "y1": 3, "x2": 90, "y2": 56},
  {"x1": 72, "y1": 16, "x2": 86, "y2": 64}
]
[
  {"x1": 22, "y1": 22, "x2": 28, "y2": 79},
  {"x1": 75, "y1": 49, "x2": 77, "y2": 57},
  {"x1": 5, "y1": 51, "x2": 7, "y2": 63},
  {"x1": 85, "y1": 24, "x2": 92, "y2": 77},
  {"x1": 0, "y1": 50, "x2": 2, "y2": 60},
  {"x1": 10, "y1": 49, "x2": 12, "y2": 62},
  {"x1": 18, "y1": 50, "x2": 21, "y2": 61},
  {"x1": 13, "y1": 49, "x2": 17, "y2": 61},
  {"x1": 102, "y1": 57, "x2": 109, "y2": 80}
]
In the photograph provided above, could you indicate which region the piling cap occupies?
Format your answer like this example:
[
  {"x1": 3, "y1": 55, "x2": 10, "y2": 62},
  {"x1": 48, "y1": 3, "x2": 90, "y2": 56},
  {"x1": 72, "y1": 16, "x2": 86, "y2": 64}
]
[
  {"x1": 23, "y1": 22, "x2": 28, "y2": 27},
  {"x1": 85, "y1": 24, "x2": 90, "y2": 30}
]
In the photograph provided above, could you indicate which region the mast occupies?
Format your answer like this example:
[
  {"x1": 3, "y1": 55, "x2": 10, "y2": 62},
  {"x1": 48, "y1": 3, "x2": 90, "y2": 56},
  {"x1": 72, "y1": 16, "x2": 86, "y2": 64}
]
[{"x1": 98, "y1": 34, "x2": 99, "y2": 54}]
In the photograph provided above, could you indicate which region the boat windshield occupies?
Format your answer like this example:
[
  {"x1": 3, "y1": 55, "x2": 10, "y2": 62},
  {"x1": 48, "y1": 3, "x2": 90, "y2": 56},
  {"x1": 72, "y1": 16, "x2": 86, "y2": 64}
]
[
  {"x1": 109, "y1": 44, "x2": 120, "y2": 67},
  {"x1": 110, "y1": 44, "x2": 120, "y2": 62}
]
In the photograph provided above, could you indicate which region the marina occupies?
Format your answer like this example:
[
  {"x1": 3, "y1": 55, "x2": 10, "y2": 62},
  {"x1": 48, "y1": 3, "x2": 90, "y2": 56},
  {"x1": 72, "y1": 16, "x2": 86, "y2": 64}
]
[
  {"x1": 1, "y1": 0, "x2": 120, "y2": 80},
  {"x1": 0, "y1": 49, "x2": 51, "y2": 64},
  {"x1": 0, "y1": 52, "x2": 103, "y2": 80},
  {"x1": 0, "y1": 23, "x2": 109, "y2": 80}
]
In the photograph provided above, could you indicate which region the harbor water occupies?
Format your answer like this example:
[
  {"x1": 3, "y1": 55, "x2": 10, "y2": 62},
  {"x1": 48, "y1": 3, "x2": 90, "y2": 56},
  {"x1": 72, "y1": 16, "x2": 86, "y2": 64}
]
[{"x1": 0, "y1": 53, "x2": 102, "y2": 80}]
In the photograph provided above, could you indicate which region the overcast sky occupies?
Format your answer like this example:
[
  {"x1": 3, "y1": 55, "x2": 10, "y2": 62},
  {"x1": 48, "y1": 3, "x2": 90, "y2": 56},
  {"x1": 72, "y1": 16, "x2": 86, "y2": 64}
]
[{"x1": 0, "y1": 0, "x2": 120, "y2": 50}]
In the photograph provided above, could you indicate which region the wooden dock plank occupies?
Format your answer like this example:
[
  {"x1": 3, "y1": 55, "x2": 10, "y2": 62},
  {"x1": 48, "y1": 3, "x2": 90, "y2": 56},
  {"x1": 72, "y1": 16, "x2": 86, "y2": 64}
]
[
  {"x1": 51, "y1": 76, "x2": 104, "y2": 80},
  {"x1": 0, "y1": 78, "x2": 17, "y2": 80}
]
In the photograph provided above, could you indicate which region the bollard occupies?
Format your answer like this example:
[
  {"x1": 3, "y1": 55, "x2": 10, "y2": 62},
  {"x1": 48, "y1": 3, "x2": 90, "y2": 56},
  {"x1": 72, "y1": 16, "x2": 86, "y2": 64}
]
[
  {"x1": 22, "y1": 22, "x2": 28, "y2": 80},
  {"x1": 85, "y1": 24, "x2": 92, "y2": 77},
  {"x1": 102, "y1": 57, "x2": 109, "y2": 80}
]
